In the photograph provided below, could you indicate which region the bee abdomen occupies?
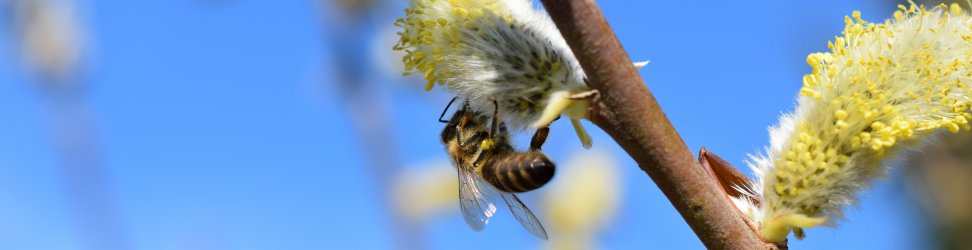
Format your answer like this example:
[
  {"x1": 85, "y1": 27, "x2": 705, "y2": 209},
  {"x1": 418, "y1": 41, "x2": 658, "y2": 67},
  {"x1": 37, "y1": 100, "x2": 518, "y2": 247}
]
[{"x1": 482, "y1": 152, "x2": 555, "y2": 193}]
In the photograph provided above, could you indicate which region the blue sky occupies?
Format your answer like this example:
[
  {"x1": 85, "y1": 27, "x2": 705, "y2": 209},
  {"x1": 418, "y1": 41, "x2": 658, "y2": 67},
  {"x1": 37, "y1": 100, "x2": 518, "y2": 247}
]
[{"x1": 0, "y1": 0, "x2": 925, "y2": 249}]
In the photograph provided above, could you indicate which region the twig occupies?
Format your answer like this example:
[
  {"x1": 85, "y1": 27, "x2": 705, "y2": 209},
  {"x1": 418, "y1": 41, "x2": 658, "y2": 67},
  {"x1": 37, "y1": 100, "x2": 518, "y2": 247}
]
[
  {"x1": 43, "y1": 88, "x2": 128, "y2": 250},
  {"x1": 322, "y1": 1, "x2": 423, "y2": 249},
  {"x1": 538, "y1": 0, "x2": 778, "y2": 248}
]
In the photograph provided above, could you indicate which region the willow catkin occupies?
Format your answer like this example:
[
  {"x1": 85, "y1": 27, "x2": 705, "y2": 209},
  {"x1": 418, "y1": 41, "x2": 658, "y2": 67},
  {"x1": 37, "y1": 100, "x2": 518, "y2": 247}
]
[
  {"x1": 737, "y1": 4, "x2": 972, "y2": 242},
  {"x1": 394, "y1": 0, "x2": 649, "y2": 148}
]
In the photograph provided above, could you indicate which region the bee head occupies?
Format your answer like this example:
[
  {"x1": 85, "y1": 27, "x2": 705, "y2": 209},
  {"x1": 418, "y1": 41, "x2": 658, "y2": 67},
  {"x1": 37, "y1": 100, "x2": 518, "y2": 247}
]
[
  {"x1": 439, "y1": 103, "x2": 472, "y2": 144},
  {"x1": 440, "y1": 121, "x2": 458, "y2": 144}
]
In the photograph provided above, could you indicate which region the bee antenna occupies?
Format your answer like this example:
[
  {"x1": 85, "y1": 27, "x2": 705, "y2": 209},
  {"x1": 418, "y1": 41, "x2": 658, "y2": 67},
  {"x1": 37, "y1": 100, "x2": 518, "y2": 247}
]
[{"x1": 439, "y1": 96, "x2": 460, "y2": 123}]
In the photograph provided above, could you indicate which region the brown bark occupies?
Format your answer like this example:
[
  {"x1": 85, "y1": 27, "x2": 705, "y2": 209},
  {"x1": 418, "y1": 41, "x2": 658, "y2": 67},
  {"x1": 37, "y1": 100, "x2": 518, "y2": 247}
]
[{"x1": 538, "y1": 0, "x2": 778, "y2": 248}]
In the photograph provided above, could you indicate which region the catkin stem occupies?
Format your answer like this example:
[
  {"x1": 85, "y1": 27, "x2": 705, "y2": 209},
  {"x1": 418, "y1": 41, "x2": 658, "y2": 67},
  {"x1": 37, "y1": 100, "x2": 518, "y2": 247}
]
[{"x1": 537, "y1": 0, "x2": 779, "y2": 248}]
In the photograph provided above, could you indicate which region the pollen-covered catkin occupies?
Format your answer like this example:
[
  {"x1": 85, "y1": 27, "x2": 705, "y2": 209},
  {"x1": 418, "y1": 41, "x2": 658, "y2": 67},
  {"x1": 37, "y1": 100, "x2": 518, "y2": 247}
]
[
  {"x1": 394, "y1": 0, "x2": 596, "y2": 147},
  {"x1": 739, "y1": 4, "x2": 972, "y2": 242}
]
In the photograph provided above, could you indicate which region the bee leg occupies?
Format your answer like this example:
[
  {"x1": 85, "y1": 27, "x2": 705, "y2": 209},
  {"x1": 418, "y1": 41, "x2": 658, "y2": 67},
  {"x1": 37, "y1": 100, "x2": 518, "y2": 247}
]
[
  {"x1": 455, "y1": 107, "x2": 474, "y2": 151},
  {"x1": 489, "y1": 99, "x2": 500, "y2": 137},
  {"x1": 529, "y1": 127, "x2": 550, "y2": 151},
  {"x1": 468, "y1": 99, "x2": 499, "y2": 154},
  {"x1": 453, "y1": 125, "x2": 468, "y2": 167},
  {"x1": 793, "y1": 228, "x2": 806, "y2": 240},
  {"x1": 454, "y1": 123, "x2": 464, "y2": 148},
  {"x1": 471, "y1": 132, "x2": 490, "y2": 165}
]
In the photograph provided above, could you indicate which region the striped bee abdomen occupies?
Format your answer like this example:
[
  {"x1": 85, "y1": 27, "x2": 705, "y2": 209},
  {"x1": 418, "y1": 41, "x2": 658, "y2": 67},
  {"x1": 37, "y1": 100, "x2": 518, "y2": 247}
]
[{"x1": 482, "y1": 151, "x2": 555, "y2": 193}]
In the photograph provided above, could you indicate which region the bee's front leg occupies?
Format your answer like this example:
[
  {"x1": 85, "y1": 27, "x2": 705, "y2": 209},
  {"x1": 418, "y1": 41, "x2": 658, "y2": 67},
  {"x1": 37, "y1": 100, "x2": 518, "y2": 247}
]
[
  {"x1": 529, "y1": 127, "x2": 550, "y2": 151},
  {"x1": 489, "y1": 98, "x2": 500, "y2": 137}
]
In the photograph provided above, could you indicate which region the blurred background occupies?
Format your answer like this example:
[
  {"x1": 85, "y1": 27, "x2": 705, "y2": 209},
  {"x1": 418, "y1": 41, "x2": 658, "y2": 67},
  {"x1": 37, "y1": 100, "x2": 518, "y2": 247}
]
[{"x1": 0, "y1": 0, "x2": 967, "y2": 249}]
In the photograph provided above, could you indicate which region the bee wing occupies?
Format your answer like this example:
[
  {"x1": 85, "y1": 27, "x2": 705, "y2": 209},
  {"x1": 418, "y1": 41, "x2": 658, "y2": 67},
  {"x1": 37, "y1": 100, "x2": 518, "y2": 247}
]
[
  {"x1": 458, "y1": 162, "x2": 497, "y2": 231},
  {"x1": 498, "y1": 189, "x2": 548, "y2": 240}
]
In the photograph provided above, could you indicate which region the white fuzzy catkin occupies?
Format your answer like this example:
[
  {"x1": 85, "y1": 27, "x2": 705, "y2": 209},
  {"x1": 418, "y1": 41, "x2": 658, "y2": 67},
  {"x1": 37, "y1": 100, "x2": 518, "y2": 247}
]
[
  {"x1": 394, "y1": 0, "x2": 596, "y2": 146},
  {"x1": 739, "y1": 4, "x2": 972, "y2": 242}
]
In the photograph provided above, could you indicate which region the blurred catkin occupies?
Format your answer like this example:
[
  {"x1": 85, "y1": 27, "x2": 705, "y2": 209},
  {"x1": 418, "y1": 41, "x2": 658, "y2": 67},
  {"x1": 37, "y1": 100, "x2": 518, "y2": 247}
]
[
  {"x1": 393, "y1": 161, "x2": 459, "y2": 222},
  {"x1": 543, "y1": 150, "x2": 620, "y2": 250},
  {"x1": 13, "y1": 0, "x2": 82, "y2": 84}
]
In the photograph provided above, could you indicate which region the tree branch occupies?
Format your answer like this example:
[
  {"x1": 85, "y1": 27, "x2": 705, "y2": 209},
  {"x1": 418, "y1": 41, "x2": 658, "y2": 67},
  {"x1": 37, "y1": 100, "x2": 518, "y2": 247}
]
[{"x1": 538, "y1": 0, "x2": 778, "y2": 248}]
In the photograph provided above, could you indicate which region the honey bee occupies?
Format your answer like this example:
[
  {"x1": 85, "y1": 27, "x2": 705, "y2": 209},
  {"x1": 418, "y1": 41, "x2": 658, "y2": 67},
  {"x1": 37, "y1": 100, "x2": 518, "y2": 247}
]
[{"x1": 439, "y1": 98, "x2": 555, "y2": 240}]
